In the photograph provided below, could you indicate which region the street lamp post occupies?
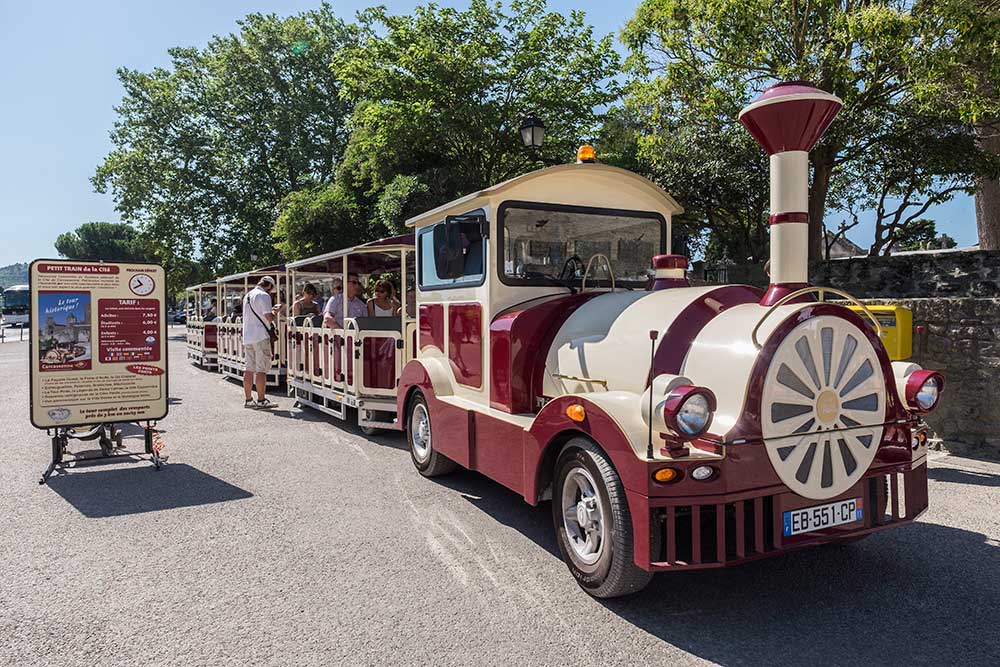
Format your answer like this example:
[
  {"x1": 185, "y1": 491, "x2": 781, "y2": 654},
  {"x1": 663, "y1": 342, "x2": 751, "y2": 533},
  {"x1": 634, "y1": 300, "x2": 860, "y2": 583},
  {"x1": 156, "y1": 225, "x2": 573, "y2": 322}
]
[{"x1": 519, "y1": 114, "x2": 561, "y2": 166}]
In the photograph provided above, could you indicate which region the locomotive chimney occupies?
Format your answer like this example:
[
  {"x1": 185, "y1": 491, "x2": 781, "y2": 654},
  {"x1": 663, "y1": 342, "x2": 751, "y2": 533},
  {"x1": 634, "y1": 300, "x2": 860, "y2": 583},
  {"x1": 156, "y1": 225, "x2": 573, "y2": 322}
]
[{"x1": 738, "y1": 81, "x2": 842, "y2": 306}]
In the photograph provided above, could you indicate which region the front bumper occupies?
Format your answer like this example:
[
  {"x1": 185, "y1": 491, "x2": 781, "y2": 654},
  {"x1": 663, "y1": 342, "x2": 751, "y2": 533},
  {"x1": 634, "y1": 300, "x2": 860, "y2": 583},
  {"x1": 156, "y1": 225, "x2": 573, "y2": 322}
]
[{"x1": 632, "y1": 462, "x2": 928, "y2": 571}]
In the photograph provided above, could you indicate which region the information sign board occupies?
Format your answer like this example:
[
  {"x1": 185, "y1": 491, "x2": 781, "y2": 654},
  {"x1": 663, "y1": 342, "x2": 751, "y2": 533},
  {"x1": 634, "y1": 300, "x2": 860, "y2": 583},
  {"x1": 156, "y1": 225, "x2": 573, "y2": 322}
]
[{"x1": 29, "y1": 260, "x2": 168, "y2": 429}]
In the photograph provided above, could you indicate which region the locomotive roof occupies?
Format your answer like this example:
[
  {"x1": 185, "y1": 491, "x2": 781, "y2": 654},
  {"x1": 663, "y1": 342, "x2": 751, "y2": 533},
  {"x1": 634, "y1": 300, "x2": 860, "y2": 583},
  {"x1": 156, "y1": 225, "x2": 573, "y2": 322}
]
[{"x1": 404, "y1": 163, "x2": 684, "y2": 229}]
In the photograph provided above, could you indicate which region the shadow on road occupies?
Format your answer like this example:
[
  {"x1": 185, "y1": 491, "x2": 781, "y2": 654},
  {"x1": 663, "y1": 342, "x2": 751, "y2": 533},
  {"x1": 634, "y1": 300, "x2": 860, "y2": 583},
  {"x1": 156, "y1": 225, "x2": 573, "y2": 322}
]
[
  {"x1": 597, "y1": 522, "x2": 1000, "y2": 666},
  {"x1": 268, "y1": 402, "x2": 410, "y2": 452},
  {"x1": 427, "y1": 467, "x2": 999, "y2": 665},
  {"x1": 46, "y1": 463, "x2": 253, "y2": 518},
  {"x1": 431, "y1": 469, "x2": 560, "y2": 559},
  {"x1": 927, "y1": 466, "x2": 1000, "y2": 487}
]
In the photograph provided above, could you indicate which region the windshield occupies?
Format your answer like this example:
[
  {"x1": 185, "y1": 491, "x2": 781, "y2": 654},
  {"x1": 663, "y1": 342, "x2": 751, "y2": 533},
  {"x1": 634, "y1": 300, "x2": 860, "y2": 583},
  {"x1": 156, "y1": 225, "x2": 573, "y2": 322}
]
[
  {"x1": 2, "y1": 288, "x2": 29, "y2": 311},
  {"x1": 499, "y1": 203, "x2": 664, "y2": 287}
]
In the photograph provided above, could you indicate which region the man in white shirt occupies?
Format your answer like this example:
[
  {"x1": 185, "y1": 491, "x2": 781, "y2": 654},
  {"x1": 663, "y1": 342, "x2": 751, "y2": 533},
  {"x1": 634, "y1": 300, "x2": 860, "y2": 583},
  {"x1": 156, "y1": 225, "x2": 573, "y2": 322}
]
[
  {"x1": 323, "y1": 272, "x2": 367, "y2": 328},
  {"x1": 242, "y1": 276, "x2": 281, "y2": 408}
]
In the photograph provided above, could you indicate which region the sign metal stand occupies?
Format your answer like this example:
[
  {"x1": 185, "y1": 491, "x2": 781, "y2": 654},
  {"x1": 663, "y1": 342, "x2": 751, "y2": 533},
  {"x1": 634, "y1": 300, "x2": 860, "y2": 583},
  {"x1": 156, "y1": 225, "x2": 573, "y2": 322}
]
[{"x1": 38, "y1": 421, "x2": 165, "y2": 485}]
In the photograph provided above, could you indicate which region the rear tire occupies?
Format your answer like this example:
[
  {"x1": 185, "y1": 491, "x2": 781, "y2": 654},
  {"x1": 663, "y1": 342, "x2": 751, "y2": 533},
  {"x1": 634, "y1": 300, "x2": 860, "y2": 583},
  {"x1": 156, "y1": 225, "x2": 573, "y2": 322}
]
[
  {"x1": 406, "y1": 393, "x2": 457, "y2": 477},
  {"x1": 553, "y1": 438, "x2": 653, "y2": 598}
]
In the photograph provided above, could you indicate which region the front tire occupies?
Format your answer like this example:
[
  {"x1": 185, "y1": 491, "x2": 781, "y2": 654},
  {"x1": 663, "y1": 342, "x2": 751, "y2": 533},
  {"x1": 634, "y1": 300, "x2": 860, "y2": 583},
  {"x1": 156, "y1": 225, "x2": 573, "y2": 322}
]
[
  {"x1": 406, "y1": 393, "x2": 457, "y2": 477},
  {"x1": 553, "y1": 438, "x2": 653, "y2": 598}
]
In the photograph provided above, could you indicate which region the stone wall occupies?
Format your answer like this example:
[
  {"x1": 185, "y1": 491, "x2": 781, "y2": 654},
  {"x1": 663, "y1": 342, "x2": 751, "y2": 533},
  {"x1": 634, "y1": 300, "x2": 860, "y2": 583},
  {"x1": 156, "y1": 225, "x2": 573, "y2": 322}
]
[
  {"x1": 863, "y1": 298, "x2": 1000, "y2": 457},
  {"x1": 811, "y1": 247, "x2": 1000, "y2": 298},
  {"x1": 812, "y1": 249, "x2": 1000, "y2": 458}
]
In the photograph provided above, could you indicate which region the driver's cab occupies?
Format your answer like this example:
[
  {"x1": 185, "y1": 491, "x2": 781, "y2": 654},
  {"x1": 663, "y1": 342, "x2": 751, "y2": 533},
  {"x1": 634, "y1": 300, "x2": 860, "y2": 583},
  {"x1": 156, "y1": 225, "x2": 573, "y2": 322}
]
[{"x1": 407, "y1": 162, "x2": 683, "y2": 414}]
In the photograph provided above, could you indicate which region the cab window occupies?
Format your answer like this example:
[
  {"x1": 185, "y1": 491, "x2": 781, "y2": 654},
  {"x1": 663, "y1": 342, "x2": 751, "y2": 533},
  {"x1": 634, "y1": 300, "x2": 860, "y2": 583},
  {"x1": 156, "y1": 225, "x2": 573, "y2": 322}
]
[{"x1": 418, "y1": 210, "x2": 487, "y2": 290}]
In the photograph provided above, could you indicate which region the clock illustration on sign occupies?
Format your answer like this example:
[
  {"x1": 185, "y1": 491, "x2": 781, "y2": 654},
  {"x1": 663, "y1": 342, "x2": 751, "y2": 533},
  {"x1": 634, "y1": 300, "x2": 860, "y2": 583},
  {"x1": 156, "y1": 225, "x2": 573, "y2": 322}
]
[{"x1": 129, "y1": 274, "x2": 155, "y2": 296}]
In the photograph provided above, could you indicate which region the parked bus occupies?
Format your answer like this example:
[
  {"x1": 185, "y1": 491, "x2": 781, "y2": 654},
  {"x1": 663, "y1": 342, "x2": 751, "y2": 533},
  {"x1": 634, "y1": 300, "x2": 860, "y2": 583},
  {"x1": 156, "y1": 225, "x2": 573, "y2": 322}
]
[{"x1": 2, "y1": 284, "x2": 30, "y2": 326}]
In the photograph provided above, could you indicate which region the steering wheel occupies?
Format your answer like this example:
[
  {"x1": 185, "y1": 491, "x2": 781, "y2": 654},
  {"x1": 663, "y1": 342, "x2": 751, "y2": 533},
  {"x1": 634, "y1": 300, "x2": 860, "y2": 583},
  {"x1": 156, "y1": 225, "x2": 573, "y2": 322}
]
[{"x1": 558, "y1": 255, "x2": 585, "y2": 281}]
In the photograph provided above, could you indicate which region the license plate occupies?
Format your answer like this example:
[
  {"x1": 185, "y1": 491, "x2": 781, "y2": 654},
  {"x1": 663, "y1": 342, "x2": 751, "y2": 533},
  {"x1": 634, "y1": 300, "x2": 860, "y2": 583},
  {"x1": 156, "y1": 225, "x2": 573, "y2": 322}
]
[{"x1": 783, "y1": 498, "x2": 863, "y2": 536}]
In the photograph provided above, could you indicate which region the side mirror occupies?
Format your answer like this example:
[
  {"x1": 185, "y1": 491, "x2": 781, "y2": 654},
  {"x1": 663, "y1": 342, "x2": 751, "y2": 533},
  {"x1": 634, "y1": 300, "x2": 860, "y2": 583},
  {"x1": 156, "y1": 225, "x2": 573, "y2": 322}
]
[{"x1": 433, "y1": 222, "x2": 465, "y2": 279}]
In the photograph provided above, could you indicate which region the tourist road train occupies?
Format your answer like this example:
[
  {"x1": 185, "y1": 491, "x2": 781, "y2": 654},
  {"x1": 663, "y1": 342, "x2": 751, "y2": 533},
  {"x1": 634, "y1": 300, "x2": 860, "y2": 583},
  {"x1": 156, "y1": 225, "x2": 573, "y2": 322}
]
[{"x1": 185, "y1": 82, "x2": 944, "y2": 597}]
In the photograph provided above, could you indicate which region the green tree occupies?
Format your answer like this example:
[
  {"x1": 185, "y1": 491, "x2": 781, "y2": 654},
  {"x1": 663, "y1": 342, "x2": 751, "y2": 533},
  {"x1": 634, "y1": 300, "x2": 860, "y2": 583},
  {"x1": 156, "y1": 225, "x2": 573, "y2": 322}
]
[
  {"x1": 913, "y1": 0, "x2": 1000, "y2": 249},
  {"x1": 54, "y1": 222, "x2": 206, "y2": 296},
  {"x1": 894, "y1": 218, "x2": 937, "y2": 251},
  {"x1": 333, "y1": 0, "x2": 620, "y2": 219},
  {"x1": 622, "y1": 0, "x2": 1000, "y2": 261},
  {"x1": 55, "y1": 222, "x2": 149, "y2": 262},
  {"x1": 273, "y1": 184, "x2": 363, "y2": 261},
  {"x1": 93, "y1": 5, "x2": 358, "y2": 275}
]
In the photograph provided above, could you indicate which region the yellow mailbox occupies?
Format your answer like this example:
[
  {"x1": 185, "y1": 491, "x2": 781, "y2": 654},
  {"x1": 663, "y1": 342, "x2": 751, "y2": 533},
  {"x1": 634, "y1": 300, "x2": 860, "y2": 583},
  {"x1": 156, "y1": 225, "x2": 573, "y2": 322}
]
[{"x1": 848, "y1": 305, "x2": 912, "y2": 360}]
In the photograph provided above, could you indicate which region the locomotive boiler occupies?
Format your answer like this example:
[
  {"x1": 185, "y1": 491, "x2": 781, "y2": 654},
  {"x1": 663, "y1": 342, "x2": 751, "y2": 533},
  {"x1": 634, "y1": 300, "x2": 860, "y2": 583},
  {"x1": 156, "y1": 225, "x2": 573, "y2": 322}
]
[{"x1": 395, "y1": 81, "x2": 944, "y2": 598}]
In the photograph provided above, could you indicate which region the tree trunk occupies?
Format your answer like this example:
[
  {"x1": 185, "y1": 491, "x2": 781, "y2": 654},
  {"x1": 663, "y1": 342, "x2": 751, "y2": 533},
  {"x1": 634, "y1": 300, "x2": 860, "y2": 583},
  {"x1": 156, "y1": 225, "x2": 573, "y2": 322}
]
[
  {"x1": 975, "y1": 122, "x2": 1000, "y2": 250},
  {"x1": 808, "y1": 156, "x2": 834, "y2": 263}
]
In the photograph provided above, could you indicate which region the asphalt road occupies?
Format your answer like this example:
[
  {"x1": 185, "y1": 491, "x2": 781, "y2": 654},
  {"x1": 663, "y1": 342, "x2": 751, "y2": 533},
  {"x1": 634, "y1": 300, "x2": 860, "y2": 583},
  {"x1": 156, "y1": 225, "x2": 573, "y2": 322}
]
[{"x1": 1, "y1": 331, "x2": 998, "y2": 666}]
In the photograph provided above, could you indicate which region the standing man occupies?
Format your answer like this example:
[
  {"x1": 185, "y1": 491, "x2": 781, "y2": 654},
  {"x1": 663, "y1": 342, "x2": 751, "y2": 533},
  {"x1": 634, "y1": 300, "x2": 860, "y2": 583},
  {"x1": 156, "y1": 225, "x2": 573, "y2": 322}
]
[
  {"x1": 323, "y1": 272, "x2": 367, "y2": 328},
  {"x1": 243, "y1": 276, "x2": 281, "y2": 408}
]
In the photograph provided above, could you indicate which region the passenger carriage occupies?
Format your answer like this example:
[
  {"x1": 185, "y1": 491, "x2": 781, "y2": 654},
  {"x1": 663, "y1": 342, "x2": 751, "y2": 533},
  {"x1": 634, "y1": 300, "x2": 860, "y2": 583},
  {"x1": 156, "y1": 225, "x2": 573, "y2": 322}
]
[
  {"x1": 284, "y1": 235, "x2": 415, "y2": 433},
  {"x1": 215, "y1": 266, "x2": 288, "y2": 387},
  {"x1": 184, "y1": 281, "x2": 220, "y2": 370},
  {"x1": 388, "y1": 83, "x2": 944, "y2": 597}
]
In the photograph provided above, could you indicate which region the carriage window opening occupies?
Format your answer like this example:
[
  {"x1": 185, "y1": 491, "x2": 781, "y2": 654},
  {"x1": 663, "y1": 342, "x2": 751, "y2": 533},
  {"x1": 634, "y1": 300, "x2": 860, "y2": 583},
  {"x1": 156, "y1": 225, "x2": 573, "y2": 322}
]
[
  {"x1": 499, "y1": 202, "x2": 665, "y2": 287},
  {"x1": 418, "y1": 212, "x2": 487, "y2": 290}
]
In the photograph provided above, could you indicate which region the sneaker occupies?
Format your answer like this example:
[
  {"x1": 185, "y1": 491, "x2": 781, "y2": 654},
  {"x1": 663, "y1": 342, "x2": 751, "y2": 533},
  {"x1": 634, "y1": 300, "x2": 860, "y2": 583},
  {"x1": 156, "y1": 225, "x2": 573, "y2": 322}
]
[
  {"x1": 244, "y1": 399, "x2": 255, "y2": 409},
  {"x1": 254, "y1": 398, "x2": 275, "y2": 409}
]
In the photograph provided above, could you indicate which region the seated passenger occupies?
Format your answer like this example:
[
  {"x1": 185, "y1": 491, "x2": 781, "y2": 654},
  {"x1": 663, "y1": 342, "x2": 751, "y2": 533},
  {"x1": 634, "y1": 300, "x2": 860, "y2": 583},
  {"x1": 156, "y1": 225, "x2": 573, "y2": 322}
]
[
  {"x1": 368, "y1": 280, "x2": 400, "y2": 317},
  {"x1": 322, "y1": 272, "x2": 366, "y2": 328},
  {"x1": 292, "y1": 283, "x2": 321, "y2": 317}
]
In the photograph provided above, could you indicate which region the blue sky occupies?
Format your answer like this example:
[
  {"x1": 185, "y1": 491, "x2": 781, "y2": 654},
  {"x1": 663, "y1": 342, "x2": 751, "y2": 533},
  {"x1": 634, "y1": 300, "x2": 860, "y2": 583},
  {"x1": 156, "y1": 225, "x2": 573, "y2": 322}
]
[{"x1": 0, "y1": 0, "x2": 977, "y2": 267}]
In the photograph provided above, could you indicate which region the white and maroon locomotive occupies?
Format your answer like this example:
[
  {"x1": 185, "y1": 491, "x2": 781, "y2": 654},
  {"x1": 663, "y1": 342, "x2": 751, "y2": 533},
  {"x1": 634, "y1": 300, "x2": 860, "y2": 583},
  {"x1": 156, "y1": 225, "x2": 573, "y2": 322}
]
[{"x1": 393, "y1": 82, "x2": 942, "y2": 597}]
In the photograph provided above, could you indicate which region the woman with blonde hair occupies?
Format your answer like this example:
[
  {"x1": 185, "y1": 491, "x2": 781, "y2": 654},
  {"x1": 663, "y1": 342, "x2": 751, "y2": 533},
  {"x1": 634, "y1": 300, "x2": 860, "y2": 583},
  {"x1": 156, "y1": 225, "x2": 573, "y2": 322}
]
[{"x1": 367, "y1": 279, "x2": 400, "y2": 317}]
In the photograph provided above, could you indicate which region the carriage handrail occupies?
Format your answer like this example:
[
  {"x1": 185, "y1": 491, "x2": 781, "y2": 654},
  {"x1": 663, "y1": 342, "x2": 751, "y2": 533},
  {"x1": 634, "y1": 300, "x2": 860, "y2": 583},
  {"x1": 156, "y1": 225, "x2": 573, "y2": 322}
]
[{"x1": 750, "y1": 286, "x2": 883, "y2": 349}]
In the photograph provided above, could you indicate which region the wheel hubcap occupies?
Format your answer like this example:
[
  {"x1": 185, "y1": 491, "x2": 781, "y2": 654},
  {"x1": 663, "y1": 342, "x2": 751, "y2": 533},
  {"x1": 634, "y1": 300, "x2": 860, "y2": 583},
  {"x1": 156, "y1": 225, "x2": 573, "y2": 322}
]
[
  {"x1": 410, "y1": 403, "x2": 431, "y2": 462},
  {"x1": 561, "y1": 468, "x2": 606, "y2": 566}
]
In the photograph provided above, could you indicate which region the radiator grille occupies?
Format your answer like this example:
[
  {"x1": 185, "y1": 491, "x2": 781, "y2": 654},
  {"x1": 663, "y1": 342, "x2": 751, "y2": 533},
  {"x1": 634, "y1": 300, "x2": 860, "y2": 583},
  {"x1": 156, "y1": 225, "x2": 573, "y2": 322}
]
[{"x1": 651, "y1": 468, "x2": 927, "y2": 568}]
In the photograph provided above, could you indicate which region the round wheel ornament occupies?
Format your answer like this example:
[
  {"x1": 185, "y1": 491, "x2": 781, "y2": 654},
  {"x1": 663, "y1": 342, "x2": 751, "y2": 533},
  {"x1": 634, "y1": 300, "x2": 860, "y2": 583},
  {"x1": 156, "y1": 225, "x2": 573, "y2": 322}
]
[
  {"x1": 560, "y1": 467, "x2": 607, "y2": 567},
  {"x1": 762, "y1": 315, "x2": 885, "y2": 500}
]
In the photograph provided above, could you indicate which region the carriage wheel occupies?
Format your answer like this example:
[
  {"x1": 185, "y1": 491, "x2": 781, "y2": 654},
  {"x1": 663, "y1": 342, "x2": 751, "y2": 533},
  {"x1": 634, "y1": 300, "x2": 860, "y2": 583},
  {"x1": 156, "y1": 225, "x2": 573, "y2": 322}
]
[{"x1": 553, "y1": 438, "x2": 653, "y2": 598}]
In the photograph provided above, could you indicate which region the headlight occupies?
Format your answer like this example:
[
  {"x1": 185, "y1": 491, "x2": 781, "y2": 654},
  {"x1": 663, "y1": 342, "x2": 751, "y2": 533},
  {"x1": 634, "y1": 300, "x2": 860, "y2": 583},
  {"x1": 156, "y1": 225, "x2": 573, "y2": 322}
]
[
  {"x1": 904, "y1": 370, "x2": 945, "y2": 414},
  {"x1": 662, "y1": 386, "x2": 717, "y2": 439},
  {"x1": 915, "y1": 377, "x2": 940, "y2": 411},
  {"x1": 677, "y1": 394, "x2": 711, "y2": 436}
]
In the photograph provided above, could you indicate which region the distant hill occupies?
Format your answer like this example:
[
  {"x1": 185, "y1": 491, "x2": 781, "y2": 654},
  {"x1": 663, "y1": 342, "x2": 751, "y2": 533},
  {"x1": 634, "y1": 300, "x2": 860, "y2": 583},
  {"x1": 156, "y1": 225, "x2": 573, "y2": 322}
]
[{"x1": 0, "y1": 263, "x2": 29, "y2": 289}]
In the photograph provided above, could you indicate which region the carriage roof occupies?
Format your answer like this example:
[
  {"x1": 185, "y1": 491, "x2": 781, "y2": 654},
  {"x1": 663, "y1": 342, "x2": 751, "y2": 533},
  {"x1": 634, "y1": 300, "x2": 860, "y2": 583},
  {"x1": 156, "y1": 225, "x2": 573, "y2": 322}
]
[
  {"x1": 285, "y1": 233, "x2": 415, "y2": 272},
  {"x1": 217, "y1": 264, "x2": 286, "y2": 284}
]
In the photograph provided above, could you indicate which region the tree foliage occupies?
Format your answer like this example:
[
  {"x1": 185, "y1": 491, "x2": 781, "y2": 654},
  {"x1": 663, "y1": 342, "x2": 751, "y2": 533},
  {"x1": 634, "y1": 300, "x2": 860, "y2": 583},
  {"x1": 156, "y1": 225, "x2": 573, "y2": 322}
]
[
  {"x1": 55, "y1": 222, "x2": 149, "y2": 262},
  {"x1": 93, "y1": 5, "x2": 358, "y2": 275},
  {"x1": 333, "y1": 0, "x2": 620, "y2": 215},
  {"x1": 622, "y1": 0, "x2": 1000, "y2": 260},
  {"x1": 272, "y1": 184, "x2": 362, "y2": 261}
]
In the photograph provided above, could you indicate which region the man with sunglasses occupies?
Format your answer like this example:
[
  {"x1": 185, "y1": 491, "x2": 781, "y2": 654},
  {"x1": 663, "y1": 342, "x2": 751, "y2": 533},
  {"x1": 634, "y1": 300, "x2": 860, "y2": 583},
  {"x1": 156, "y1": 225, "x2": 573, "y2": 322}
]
[{"x1": 323, "y1": 272, "x2": 367, "y2": 328}]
